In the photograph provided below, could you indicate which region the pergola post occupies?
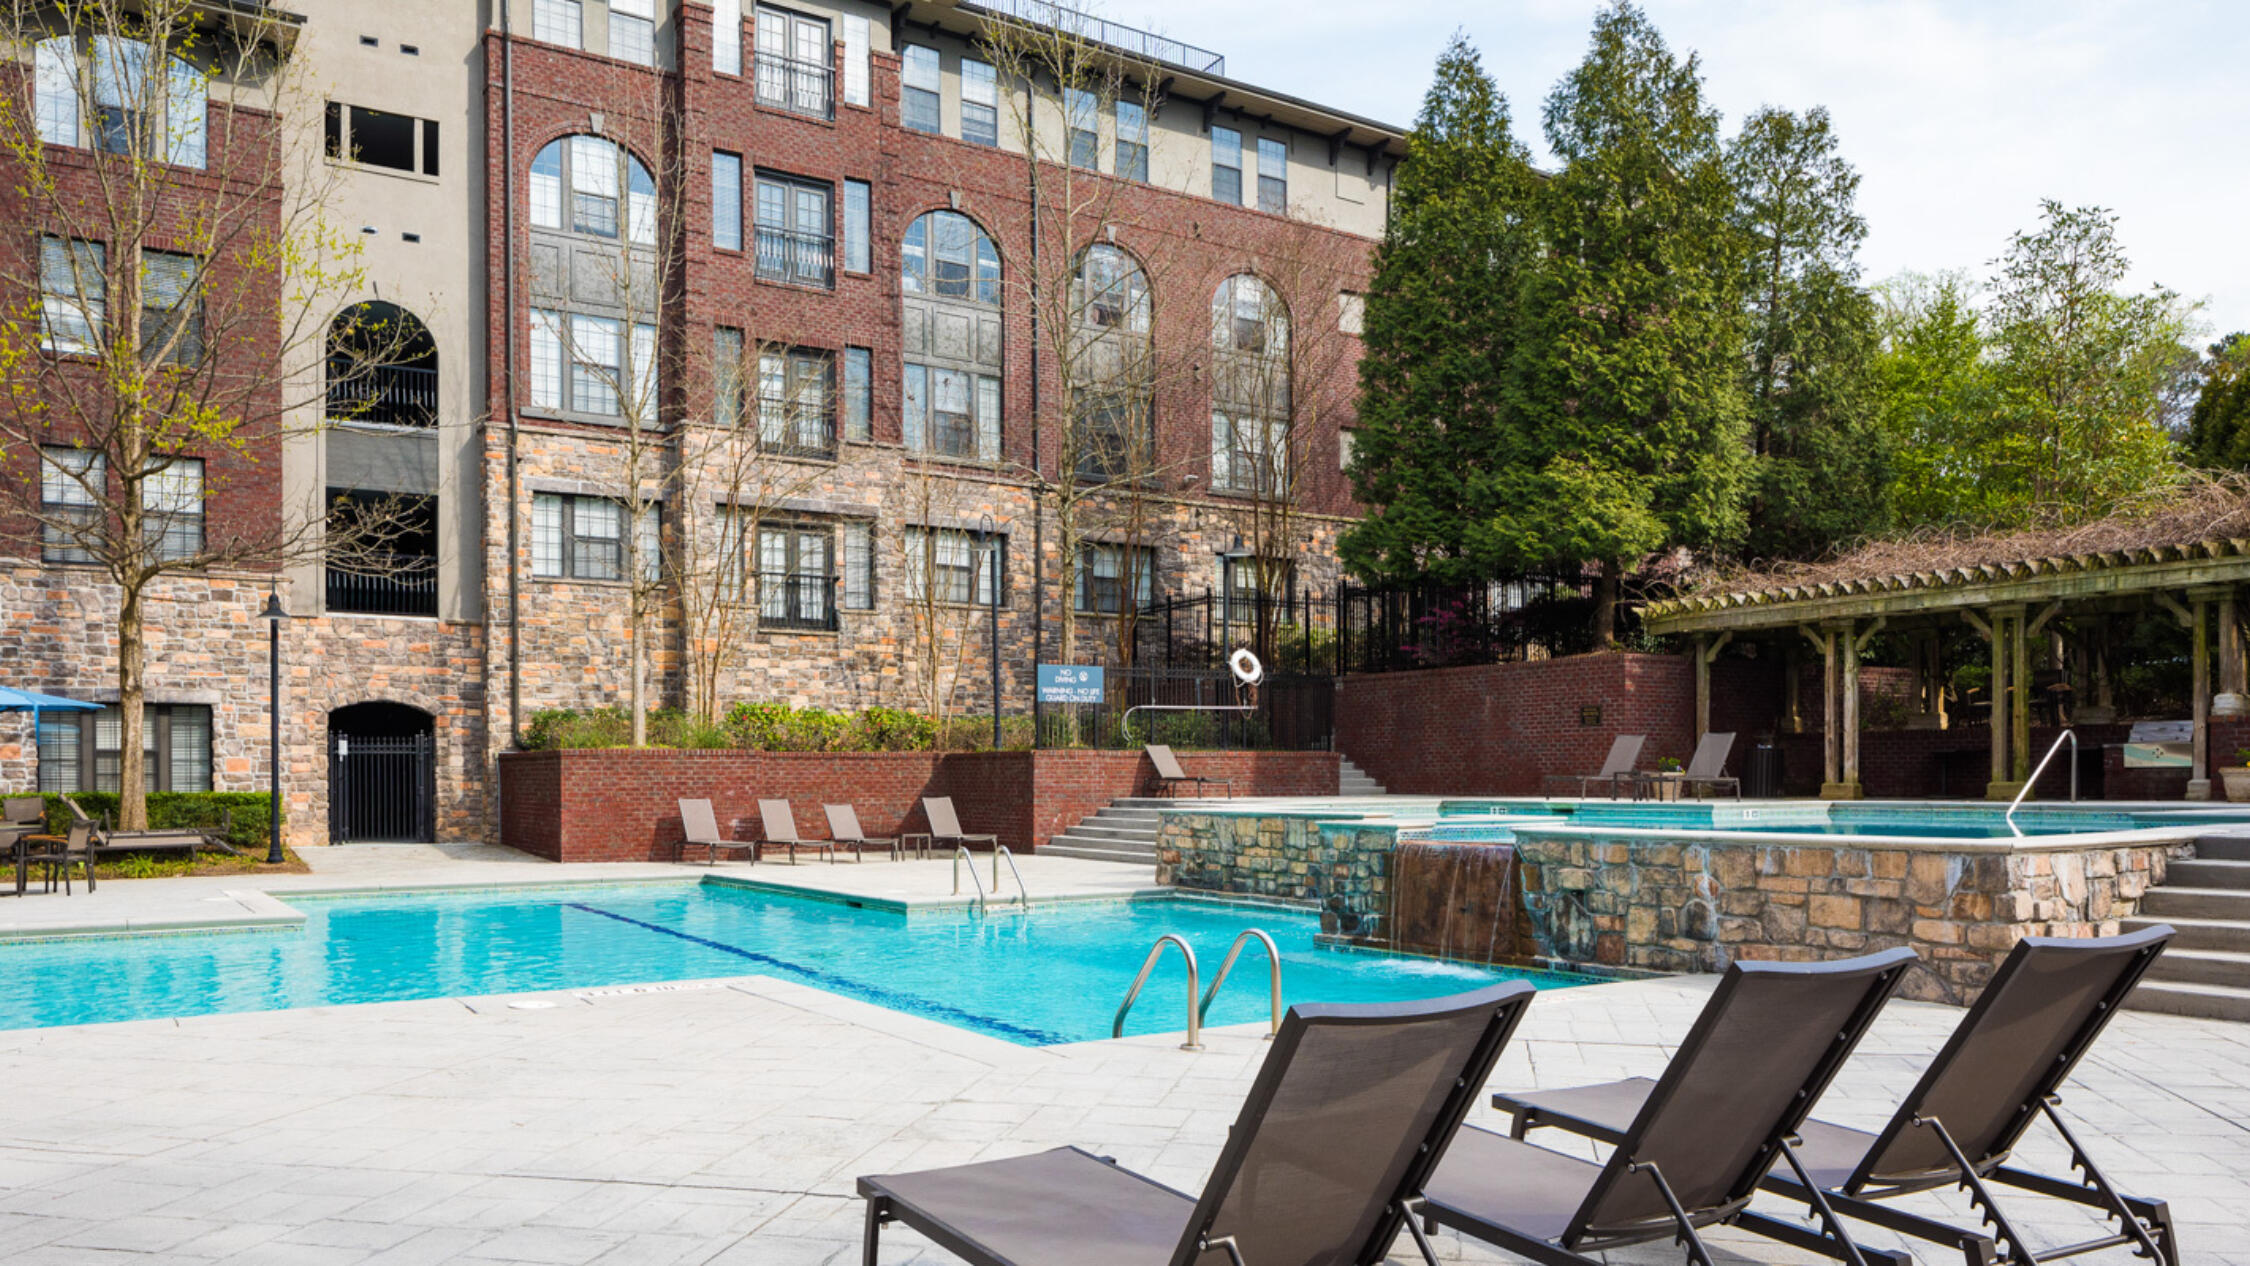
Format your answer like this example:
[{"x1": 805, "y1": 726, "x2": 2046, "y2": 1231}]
[
  {"x1": 2190, "y1": 592, "x2": 2214, "y2": 801},
  {"x1": 2217, "y1": 591, "x2": 2245, "y2": 718},
  {"x1": 1821, "y1": 626, "x2": 1840, "y2": 788},
  {"x1": 1693, "y1": 635, "x2": 1709, "y2": 742},
  {"x1": 2011, "y1": 607, "x2": 2033, "y2": 786}
]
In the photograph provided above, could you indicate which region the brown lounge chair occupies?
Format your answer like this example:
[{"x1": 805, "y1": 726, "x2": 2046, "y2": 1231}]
[
  {"x1": 1418, "y1": 948, "x2": 1917, "y2": 1266},
  {"x1": 60, "y1": 793, "x2": 237, "y2": 857},
  {"x1": 1540, "y1": 734, "x2": 1647, "y2": 799},
  {"x1": 1145, "y1": 743, "x2": 1232, "y2": 798},
  {"x1": 752, "y1": 799, "x2": 833, "y2": 865},
  {"x1": 1633, "y1": 730, "x2": 1739, "y2": 800},
  {"x1": 1495, "y1": 927, "x2": 2180, "y2": 1266},
  {"x1": 920, "y1": 796, "x2": 996, "y2": 854},
  {"x1": 858, "y1": 980, "x2": 1537, "y2": 1266},
  {"x1": 823, "y1": 804, "x2": 899, "y2": 862},
  {"x1": 677, "y1": 798, "x2": 755, "y2": 865},
  {"x1": 22, "y1": 821, "x2": 97, "y2": 895},
  {"x1": 3, "y1": 796, "x2": 46, "y2": 830}
]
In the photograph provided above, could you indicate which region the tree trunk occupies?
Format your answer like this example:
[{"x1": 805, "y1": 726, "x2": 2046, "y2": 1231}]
[
  {"x1": 1592, "y1": 558, "x2": 1621, "y2": 650},
  {"x1": 629, "y1": 595, "x2": 647, "y2": 747},
  {"x1": 117, "y1": 587, "x2": 149, "y2": 829}
]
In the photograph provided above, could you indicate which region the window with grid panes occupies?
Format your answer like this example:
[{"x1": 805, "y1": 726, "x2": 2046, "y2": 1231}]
[
  {"x1": 140, "y1": 250, "x2": 201, "y2": 365},
  {"x1": 531, "y1": 493, "x2": 658, "y2": 581},
  {"x1": 755, "y1": 172, "x2": 832, "y2": 288},
  {"x1": 1211, "y1": 125, "x2": 1242, "y2": 204},
  {"x1": 960, "y1": 59, "x2": 998, "y2": 146},
  {"x1": 840, "y1": 521, "x2": 874, "y2": 608},
  {"x1": 1210, "y1": 274, "x2": 1291, "y2": 495},
  {"x1": 37, "y1": 703, "x2": 211, "y2": 793},
  {"x1": 1115, "y1": 99, "x2": 1149, "y2": 181},
  {"x1": 900, "y1": 211, "x2": 1004, "y2": 462},
  {"x1": 529, "y1": 310, "x2": 655, "y2": 418},
  {"x1": 840, "y1": 15, "x2": 870, "y2": 106},
  {"x1": 712, "y1": 151, "x2": 743, "y2": 250},
  {"x1": 608, "y1": 0, "x2": 656, "y2": 65},
  {"x1": 533, "y1": 0, "x2": 582, "y2": 49},
  {"x1": 904, "y1": 526, "x2": 1001, "y2": 606},
  {"x1": 714, "y1": 326, "x2": 745, "y2": 425},
  {"x1": 143, "y1": 457, "x2": 203, "y2": 561},
  {"x1": 34, "y1": 36, "x2": 207, "y2": 168},
  {"x1": 40, "y1": 448, "x2": 103, "y2": 563},
  {"x1": 1256, "y1": 137, "x2": 1287, "y2": 213},
  {"x1": 842, "y1": 347, "x2": 872, "y2": 441},
  {"x1": 842, "y1": 179, "x2": 870, "y2": 273},
  {"x1": 39, "y1": 237, "x2": 104, "y2": 355},
  {"x1": 1065, "y1": 88, "x2": 1099, "y2": 170},
  {"x1": 756, "y1": 348, "x2": 835, "y2": 457},
  {"x1": 755, "y1": 6, "x2": 831, "y2": 118},
  {"x1": 900, "y1": 45, "x2": 940, "y2": 133},
  {"x1": 756, "y1": 522, "x2": 833, "y2": 628},
  {"x1": 713, "y1": 0, "x2": 741, "y2": 72},
  {"x1": 531, "y1": 135, "x2": 655, "y2": 246},
  {"x1": 1076, "y1": 542, "x2": 1155, "y2": 614}
]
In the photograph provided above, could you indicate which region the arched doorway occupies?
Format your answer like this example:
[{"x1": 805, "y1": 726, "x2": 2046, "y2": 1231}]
[{"x1": 328, "y1": 702, "x2": 436, "y2": 843}]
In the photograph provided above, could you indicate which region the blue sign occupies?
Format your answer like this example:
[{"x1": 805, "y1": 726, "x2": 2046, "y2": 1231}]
[{"x1": 1037, "y1": 664, "x2": 1106, "y2": 704}]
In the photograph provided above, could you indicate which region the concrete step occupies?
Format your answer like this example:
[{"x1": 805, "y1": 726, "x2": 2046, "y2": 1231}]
[
  {"x1": 1067, "y1": 823, "x2": 1160, "y2": 844},
  {"x1": 1041, "y1": 840, "x2": 1156, "y2": 866},
  {"x1": 2137, "y1": 887, "x2": 2250, "y2": 920},
  {"x1": 1338, "y1": 755, "x2": 1388, "y2": 796},
  {"x1": 2196, "y1": 835, "x2": 2250, "y2": 862},
  {"x1": 2121, "y1": 979, "x2": 2250, "y2": 1023},
  {"x1": 1086, "y1": 809, "x2": 1163, "y2": 824},
  {"x1": 2144, "y1": 948, "x2": 2250, "y2": 989},
  {"x1": 2167, "y1": 859, "x2": 2250, "y2": 889},
  {"x1": 2123, "y1": 916, "x2": 2250, "y2": 953}
]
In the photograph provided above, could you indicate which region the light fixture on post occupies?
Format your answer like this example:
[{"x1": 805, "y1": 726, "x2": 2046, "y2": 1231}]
[
  {"x1": 981, "y1": 514, "x2": 1001, "y2": 752},
  {"x1": 258, "y1": 590, "x2": 288, "y2": 865}
]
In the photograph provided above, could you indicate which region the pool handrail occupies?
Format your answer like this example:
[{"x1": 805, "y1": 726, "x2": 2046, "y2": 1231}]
[
  {"x1": 951, "y1": 845, "x2": 991, "y2": 912},
  {"x1": 2005, "y1": 729, "x2": 2079, "y2": 837},
  {"x1": 1113, "y1": 933, "x2": 1202, "y2": 1050},
  {"x1": 1197, "y1": 928, "x2": 1282, "y2": 1040},
  {"x1": 991, "y1": 844, "x2": 1028, "y2": 908}
]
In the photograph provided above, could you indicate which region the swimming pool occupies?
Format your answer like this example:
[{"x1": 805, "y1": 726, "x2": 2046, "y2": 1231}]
[
  {"x1": 0, "y1": 881, "x2": 1586, "y2": 1041},
  {"x1": 1411, "y1": 798, "x2": 2205, "y2": 842}
]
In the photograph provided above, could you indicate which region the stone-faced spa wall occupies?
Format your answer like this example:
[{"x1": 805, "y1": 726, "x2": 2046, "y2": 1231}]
[{"x1": 1156, "y1": 810, "x2": 1396, "y2": 938}]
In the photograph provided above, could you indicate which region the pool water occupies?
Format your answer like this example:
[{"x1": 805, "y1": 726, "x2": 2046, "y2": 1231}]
[
  {"x1": 0, "y1": 882, "x2": 1585, "y2": 1042},
  {"x1": 1427, "y1": 799, "x2": 2152, "y2": 840}
]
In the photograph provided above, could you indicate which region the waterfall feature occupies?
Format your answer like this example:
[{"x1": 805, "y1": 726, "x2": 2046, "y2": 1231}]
[{"x1": 1386, "y1": 840, "x2": 1524, "y2": 965}]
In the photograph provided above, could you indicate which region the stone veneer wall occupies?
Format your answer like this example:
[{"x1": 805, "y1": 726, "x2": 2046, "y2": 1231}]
[{"x1": 1156, "y1": 812, "x2": 1397, "y2": 937}]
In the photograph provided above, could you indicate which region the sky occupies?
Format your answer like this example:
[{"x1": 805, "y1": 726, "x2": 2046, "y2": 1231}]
[{"x1": 1116, "y1": 0, "x2": 2250, "y2": 340}]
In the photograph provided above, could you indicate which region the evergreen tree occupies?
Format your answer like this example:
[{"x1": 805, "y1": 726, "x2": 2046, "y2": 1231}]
[
  {"x1": 2188, "y1": 333, "x2": 2250, "y2": 469},
  {"x1": 1481, "y1": 2, "x2": 1748, "y2": 643},
  {"x1": 1872, "y1": 272, "x2": 2006, "y2": 527},
  {"x1": 1340, "y1": 34, "x2": 1534, "y2": 584},
  {"x1": 1728, "y1": 106, "x2": 1889, "y2": 562}
]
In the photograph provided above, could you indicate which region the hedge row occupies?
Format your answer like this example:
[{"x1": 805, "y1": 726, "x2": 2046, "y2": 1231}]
[
  {"x1": 29, "y1": 792, "x2": 274, "y2": 852},
  {"x1": 520, "y1": 704, "x2": 1038, "y2": 752}
]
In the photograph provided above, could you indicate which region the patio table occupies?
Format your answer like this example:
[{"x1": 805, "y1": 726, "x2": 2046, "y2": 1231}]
[{"x1": 10, "y1": 831, "x2": 68, "y2": 897}]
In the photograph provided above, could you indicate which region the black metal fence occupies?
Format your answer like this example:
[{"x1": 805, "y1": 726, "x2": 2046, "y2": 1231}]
[
  {"x1": 327, "y1": 555, "x2": 439, "y2": 617},
  {"x1": 1034, "y1": 665, "x2": 1332, "y2": 751},
  {"x1": 1128, "y1": 588, "x2": 1336, "y2": 677},
  {"x1": 329, "y1": 732, "x2": 435, "y2": 843},
  {"x1": 1336, "y1": 574, "x2": 1605, "y2": 674}
]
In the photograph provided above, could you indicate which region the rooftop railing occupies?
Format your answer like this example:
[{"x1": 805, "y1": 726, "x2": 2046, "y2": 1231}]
[{"x1": 964, "y1": 0, "x2": 1224, "y2": 76}]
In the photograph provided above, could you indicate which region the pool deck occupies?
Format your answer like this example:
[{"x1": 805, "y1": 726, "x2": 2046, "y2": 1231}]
[{"x1": 1, "y1": 847, "x2": 2246, "y2": 1263}]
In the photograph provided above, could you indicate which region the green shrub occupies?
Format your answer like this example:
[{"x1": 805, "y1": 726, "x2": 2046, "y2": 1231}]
[{"x1": 41, "y1": 791, "x2": 277, "y2": 852}]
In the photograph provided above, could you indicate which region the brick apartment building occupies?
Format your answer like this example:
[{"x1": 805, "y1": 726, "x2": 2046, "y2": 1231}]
[{"x1": 1, "y1": 0, "x2": 1401, "y2": 844}]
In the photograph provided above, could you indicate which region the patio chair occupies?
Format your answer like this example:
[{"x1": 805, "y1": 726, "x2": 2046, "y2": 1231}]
[
  {"x1": 859, "y1": 980, "x2": 1537, "y2": 1266},
  {"x1": 59, "y1": 794, "x2": 235, "y2": 857},
  {"x1": 753, "y1": 799, "x2": 833, "y2": 865},
  {"x1": 1419, "y1": 947, "x2": 1917, "y2": 1266},
  {"x1": 823, "y1": 804, "x2": 899, "y2": 862},
  {"x1": 1494, "y1": 927, "x2": 2180, "y2": 1266},
  {"x1": 22, "y1": 821, "x2": 97, "y2": 896},
  {"x1": 1145, "y1": 743, "x2": 1233, "y2": 798},
  {"x1": 677, "y1": 798, "x2": 755, "y2": 865},
  {"x1": 1539, "y1": 734, "x2": 1647, "y2": 799},
  {"x1": 4, "y1": 796, "x2": 46, "y2": 830},
  {"x1": 920, "y1": 797, "x2": 997, "y2": 855},
  {"x1": 1633, "y1": 730, "x2": 1739, "y2": 800}
]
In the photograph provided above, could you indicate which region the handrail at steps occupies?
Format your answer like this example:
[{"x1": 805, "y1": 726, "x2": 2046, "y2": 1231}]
[
  {"x1": 951, "y1": 845, "x2": 990, "y2": 912},
  {"x1": 992, "y1": 844, "x2": 1028, "y2": 908},
  {"x1": 1113, "y1": 933, "x2": 1202, "y2": 1050},
  {"x1": 2005, "y1": 728, "x2": 2078, "y2": 837},
  {"x1": 1197, "y1": 928, "x2": 1282, "y2": 1039}
]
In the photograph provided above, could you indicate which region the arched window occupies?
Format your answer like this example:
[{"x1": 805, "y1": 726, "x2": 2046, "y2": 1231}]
[
  {"x1": 328, "y1": 302, "x2": 438, "y2": 428},
  {"x1": 1209, "y1": 274, "x2": 1291, "y2": 495},
  {"x1": 900, "y1": 210, "x2": 1003, "y2": 460},
  {"x1": 529, "y1": 135, "x2": 657, "y2": 246},
  {"x1": 1074, "y1": 243, "x2": 1149, "y2": 333},
  {"x1": 34, "y1": 35, "x2": 207, "y2": 168},
  {"x1": 1071, "y1": 244, "x2": 1153, "y2": 481}
]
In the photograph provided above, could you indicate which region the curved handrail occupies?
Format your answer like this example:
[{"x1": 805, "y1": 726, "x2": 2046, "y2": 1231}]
[
  {"x1": 2005, "y1": 729, "x2": 2078, "y2": 837},
  {"x1": 1120, "y1": 703, "x2": 1257, "y2": 745},
  {"x1": 951, "y1": 845, "x2": 990, "y2": 912},
  {"x1": 1113, "y1": 933, "x2": 1202, "y2": 1050},
  {"x1": 992, "y1": 845, "x2": 1029, "y2": 908},
  {"x1": 1197, "y1": 928, "x2": 1282, "y2": 1039}
]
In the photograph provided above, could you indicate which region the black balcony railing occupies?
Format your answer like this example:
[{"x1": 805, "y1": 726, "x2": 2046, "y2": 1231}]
[
  {"x1": 327, "y1": 555, "x2": 439, "y2": 617},
  {"x1": 757, "y1": 406, "x2": 837, "y2": 460},
  {"x1": 757, "y1": 572, "x2": 838, "y2": 631},
  {"x1": 755, "y1": 228, "x2": 834, "y2": 289},
  {"x1": 327, "y1": 362, "x2": 437, "y2": 427},
  {"x1": 755, "y1": 52, "x2": 833, "y2": 119}
]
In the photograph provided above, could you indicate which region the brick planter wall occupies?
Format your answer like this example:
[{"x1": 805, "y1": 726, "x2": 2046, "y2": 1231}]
[{"x1": 498, "y1": 748, "x2": 1338, "y2": 862}]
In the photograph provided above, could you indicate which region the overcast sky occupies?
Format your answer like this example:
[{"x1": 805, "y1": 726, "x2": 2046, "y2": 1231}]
[{"x1": 1118, "y1": 0, "x2": 2250, "y2": 340}]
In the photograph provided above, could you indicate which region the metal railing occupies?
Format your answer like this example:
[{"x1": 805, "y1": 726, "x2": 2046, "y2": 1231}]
[
  {"x1": 966, "y1": 0, "x2": 1225, "y2": 75},
  {"x1": 990, "y1": 845, "x2": 1027, "y2": 908},
  {"x1": 2006, "y1": 729, "x2": 2079, "y2": 837},
  {"x1": 755, "y1": 573, "x2": 837, "y2": 631},
  {"x1": 951, "y1": 844, "x2": 991, "y2": 911},
  {"x1": 1114, "y1": 933, "x2": 1201, "y2": 1050},
  {"x1": 755, "y1": 228, "x2": 834, "y2": 289},
  {"x1": 756, "y1": 409, "x2": 838, "y2": 460},
  {"x1": 327, "y1": 362, "x2": 437, "y2": 427},
  {"x1": 1336, "y1": 574, "x2": 1606, "y2": 675},
  {"x1": 1197, "y1": 929, "x2": 1281, "y2": 1039},
  {"x1": 754, "y1": 52, "x2": 832, "y2": 118},
  {"x1": 327, "y1": 556, "x2": 438, "y2": 617}
]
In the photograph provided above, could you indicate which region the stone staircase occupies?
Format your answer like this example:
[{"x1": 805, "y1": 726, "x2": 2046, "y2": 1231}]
[
  {"x1": 1339, "y1": 755, "x2": 1388, "y2": 796},
  {"x1": 1041, "y1": 798, "x2": 1170, "y2": 866},
  {"x1": 2124, "y1": 834, "x2": 2250, "y2": 1023}
]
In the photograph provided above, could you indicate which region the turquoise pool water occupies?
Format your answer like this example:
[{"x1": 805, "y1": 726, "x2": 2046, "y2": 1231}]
[
  {"x1": 0, "y1": 882, "x2": 1585, "y2": 1041},
  {"x1": 1422, "y1": 799, "x2": 2164, "y2": 840}
]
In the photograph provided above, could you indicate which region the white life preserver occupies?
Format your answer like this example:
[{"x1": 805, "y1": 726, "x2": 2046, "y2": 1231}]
[{"x1": 1228, "y1": 647, "x2": 1265, "y2": 687}]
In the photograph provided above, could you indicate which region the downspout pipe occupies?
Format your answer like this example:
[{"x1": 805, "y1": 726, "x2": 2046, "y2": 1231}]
[
  {"x1": 500, "y1": 0, "x2": 522, "y2": 745},
  {"x1": 1026, "y1": 77, "x2": 1043, "y2": 741}
]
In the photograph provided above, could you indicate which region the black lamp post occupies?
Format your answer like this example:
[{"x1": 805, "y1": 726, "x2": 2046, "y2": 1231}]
[
  {"x1": 981, "y1": 514, "x2": 1001, "y2": 751},
  {"x1": 259, "y1": 591, "x2": 287, "y2": 864}
]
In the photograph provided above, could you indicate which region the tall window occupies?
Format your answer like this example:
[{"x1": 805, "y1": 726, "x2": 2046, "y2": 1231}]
[
  {"x1": 530, "y1": 135, "x2": 657, "y2": 246},
  {"x1": 1076, "y1": 543, "x2": 1156, "y2": 614},
  {"x1": 960, "y1": 59, "x2": 998, "y2": 147},
  {"x1": 1115, "y1": 99, "x2": 1149, "y2": 182},
  {"x1": 903, "y1": 364, "x2": 1001, "y2": 461},
  {"x1": 842, "y1": 179, "x2": 871, "y2": 273},
  {"x1": 34, "y1": 36, "x2": 207, "y2": 168},
  {"x1": 37, "y1": 704, "x2": 211, "y2": 793},
  {"x1": 608, "y1": 0, "x2": 657, "y2": 65},
  {"x1": 1065, "y1": 88, "x2": 1099, "y2": 170},
  {"x1": 904, "y1": 527, "x2": 1002, "y2": 605},
  {"x1": 714, "y1": 326, "x2": 746, "y2": 425},
  {"x1": 1072, "y1": 244, "x2": 1153, "y2": 481},
  {"x1": 1256, "y1": 137, "x2": 1288, "y2": 214},
  {"x1": 900, "y1": 210, "x2": 999, "y2": 304},
  {"x1": 754, "y1": 172, "x2": 833, "y2": 288},
  {"x1": 529, "y1": 310, "x2": 657, "y2": 419},
  {"x1": 1074, "y1": 243, "x2": 1149, "y2": 333},
  {"x1": 712, "y1": 150, "x2": 743, "y2": 251},
  {"x1": 843, "y1": 346, "x2": 872, "y2": 441},
  {"x1": 38, "y1": 237, "x2": 104, "y2": 356},
  {"x1": 40, "y1": 448, "x2": 103, "y2": 564},
  {"x1": 143, "y1": 457, "x2": 204, "y2": 561},
  {"x1": 140, "y1": 251, "x2": 201, "y2": 365},
  {"x1": 755, "y1": 522, "x2": 834, "y2": 629},
  {"x1": 756, "y1": 347, "x2": 835, "y2": 458},
  {"x1": 901, "y1": 211, "x2": 1004, "y2": 461},
  {"x1": 1210, "y1": 125, "x2": 1242, "y2": 205},
  {"x1": 533, "y1": 0, "x2": 583, "y2": 48},
  {"x1": 1210, "y1": 275, "x2": 1291, "y2": 495},
  {"x1": 840, "y1": 15, "x2": 870, "y2": 107},
  {"x1": 1221, "y1": 555, "x2": 1293, "y2": 625},
  {"x1": 900, "y1": 44, "x2": 940, "y2": 134},
  {"x1": 841, "y1": 521, "x2": 874, "y2": 608},
  {"x1": 714, "y1": 0, "x2": 742, "y2": 73},
  {"x1": 532, "y1": 493, "x2": 658, "y2": 581},
  {"x1": 756, "y1": 6, "x2": 831, "y2": 118}
]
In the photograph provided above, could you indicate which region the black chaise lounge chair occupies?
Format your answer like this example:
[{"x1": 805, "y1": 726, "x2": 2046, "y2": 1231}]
[
  {"x1": 1494, "y1": 927, "x2": 2180, "y2": 1266},
  {"x1": 858, "y1": 981, "x2": 1537, "y2": 1266},
  {"x1": 1540, "y1": 734, "x2": 1647, "y2": 799},
  {"x1": 1418, "y1": 948, "x2": 1917, "y2": 1266}
]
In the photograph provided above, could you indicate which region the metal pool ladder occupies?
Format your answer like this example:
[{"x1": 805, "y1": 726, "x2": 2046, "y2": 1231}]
[
  {"x1": 2005, "y1": 728, "x2": 2079, "y2": 837},
  {"x1": 1198, "y1": 929, "x2": 1283, "y2": 1040},
  {"x1": 952, "y1": 845, "x2": 1028, "y2": 911},
  {"x1": 1114, "y1": 933, "x2": 1202, "y2": 1050}
]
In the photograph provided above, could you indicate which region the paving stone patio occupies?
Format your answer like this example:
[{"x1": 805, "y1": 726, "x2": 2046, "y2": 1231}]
[{"x1": 0, "y1": 848, "x2": 2244, "y2": 1264}]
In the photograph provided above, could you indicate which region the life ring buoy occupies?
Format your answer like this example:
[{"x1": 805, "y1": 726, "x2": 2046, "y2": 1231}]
[{"x1": 1228, "y1": 648, "x2": 1265, "y2": 687}]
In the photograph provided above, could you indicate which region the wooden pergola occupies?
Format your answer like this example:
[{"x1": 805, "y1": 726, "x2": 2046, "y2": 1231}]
[{"x1": 1642, "y1": 540, "x2": 2250, "y2": 800}]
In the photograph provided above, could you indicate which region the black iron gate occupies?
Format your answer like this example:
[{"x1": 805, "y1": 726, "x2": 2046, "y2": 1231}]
[{"x1": 329, "y1": 733, "x2": 435, "y2": 843}]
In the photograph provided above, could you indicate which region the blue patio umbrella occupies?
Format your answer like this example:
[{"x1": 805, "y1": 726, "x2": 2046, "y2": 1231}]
[{"x1": 0, "y1": 688, "x2": 102, "y2": 782}]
